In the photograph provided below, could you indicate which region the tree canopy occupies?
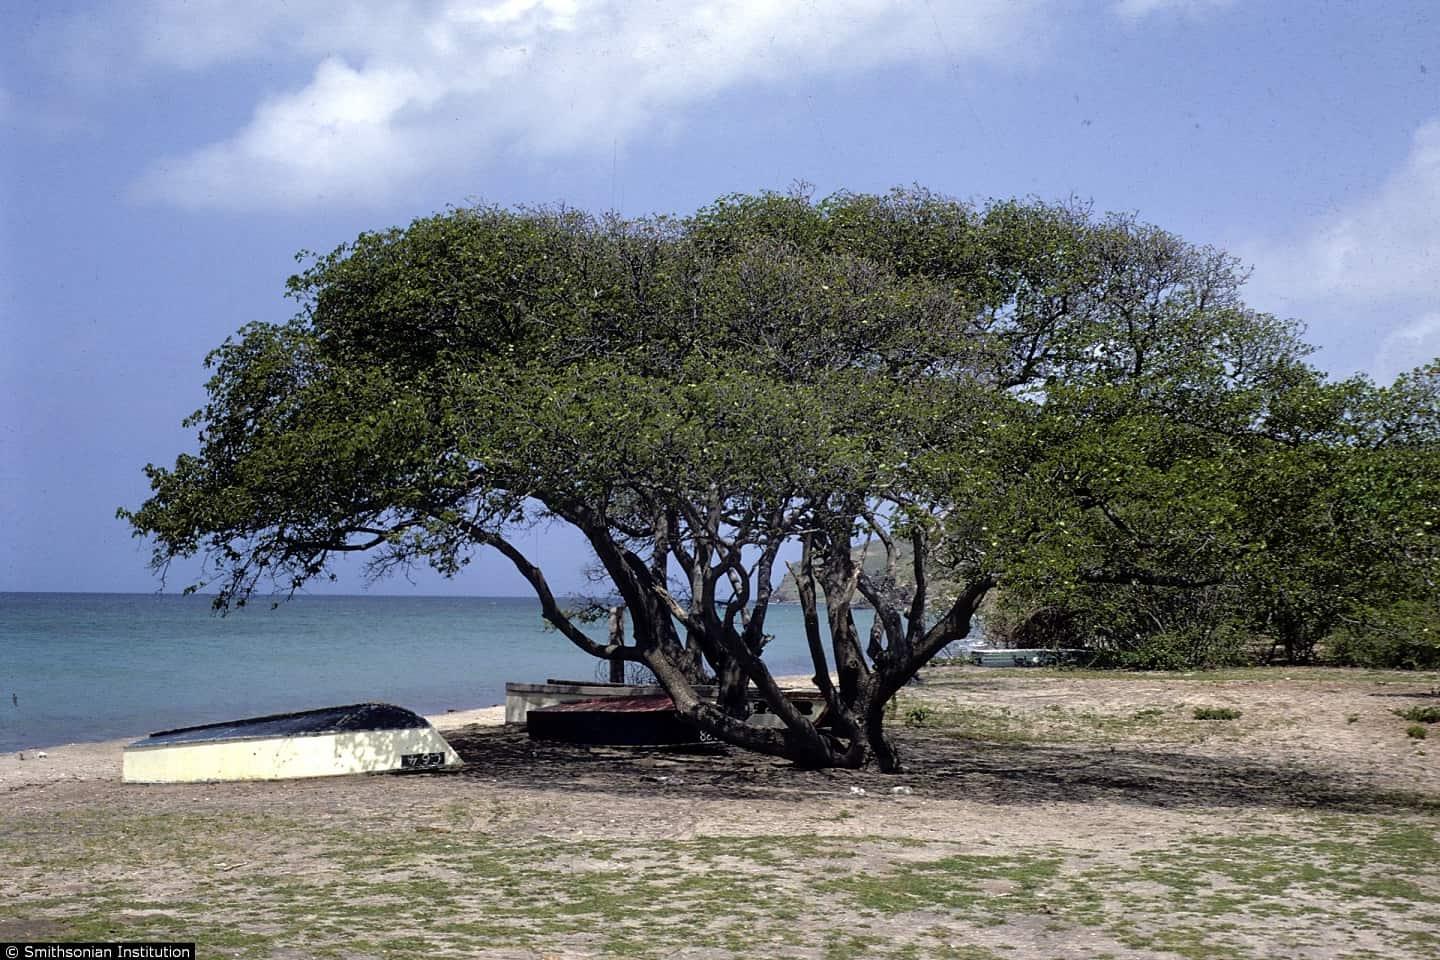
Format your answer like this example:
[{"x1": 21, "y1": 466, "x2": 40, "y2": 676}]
[{"x1": 124, "y1": 188, "x2": 1440, "y2": 769}]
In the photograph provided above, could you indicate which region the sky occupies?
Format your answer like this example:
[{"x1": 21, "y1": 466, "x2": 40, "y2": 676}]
[{"x1": 2, "y1": 0, "x2": 1438, "y2": 597}]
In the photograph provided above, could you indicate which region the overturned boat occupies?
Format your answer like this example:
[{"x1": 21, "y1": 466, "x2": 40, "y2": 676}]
[{"x1": 122, "y1": 702, "x2": 462, "y2": 783}]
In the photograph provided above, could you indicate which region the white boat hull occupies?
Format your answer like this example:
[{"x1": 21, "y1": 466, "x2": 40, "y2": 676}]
[{"x1": 121, "y1": 703, "x2": 463, "y2": 783}]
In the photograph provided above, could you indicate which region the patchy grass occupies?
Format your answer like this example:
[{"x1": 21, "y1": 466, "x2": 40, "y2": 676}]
[
  {"x1": 923, "y1": 665, "x2": 1440, "y2": 686},
  {"x1": 3, "y1": 803, "x2": 1437, "y2": 960},
  {"x1": 886, "y1": 697, "x2": 1252, "y2": 746},
  {"x1": 1406, "y1": 724, "x2": 1429, "y2": 740},
  {"x1": 8, "y1": 667, "x2": 1439, "y2": 958},
  {"x1": 903, "y1": 705, "x2": 936, "y2": 728},
  {"x1": 824, "y1": 818, "x2": 1440, "y2": 960},
  {"x1": 1193, "y1": 706, "x2": 1243, "y2": 721},
  {"x1": 1396, "y1": 705, "x2": 1440, "y2": 724}
]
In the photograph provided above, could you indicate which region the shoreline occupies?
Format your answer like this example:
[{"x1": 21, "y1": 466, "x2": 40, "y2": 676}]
[
  {"x1": 0, "y1": 673, "x2": 825, "y2": 790},
  {"x1": 1, "y1": 593, "x2": 860, "y2": 762},
  {"x1": 0, "y1": 702, "x2": 509, "y2": 792}
]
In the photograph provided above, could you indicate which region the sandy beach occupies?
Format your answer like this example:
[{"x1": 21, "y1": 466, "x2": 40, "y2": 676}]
[
  {"x1": 0, "y1": 702, "x2": 509, "y2": 792},
  {"x1": 0, "y1": 675, "x2": 821, "y2": 791},
  {"x1": 3, "y1": 666, "x2": 1438, "y2": 958}
]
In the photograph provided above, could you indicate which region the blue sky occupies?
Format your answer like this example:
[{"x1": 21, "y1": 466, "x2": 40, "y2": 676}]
[{"x1": 3, "y1": 0, "x2": 1438, "y2": 597}]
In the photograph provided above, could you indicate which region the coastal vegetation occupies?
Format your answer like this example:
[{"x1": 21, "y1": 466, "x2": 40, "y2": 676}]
[{"x1": 122, "y1": 188, "x2": 1440, "y2": 769}]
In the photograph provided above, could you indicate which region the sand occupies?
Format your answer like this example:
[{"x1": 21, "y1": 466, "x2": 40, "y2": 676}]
[
  {"x1": 3, "y1": 666, "x2": 1438, "y2": 958},
  {"x1": 0, "y1": 673, "x2": 827, "y2": 791},
  {"x1": 0, "y1": 702, "x2": 507, "y2": 793}
]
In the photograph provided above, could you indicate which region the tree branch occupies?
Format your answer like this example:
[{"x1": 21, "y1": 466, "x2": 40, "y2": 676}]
[{"x1": 443, "y1": 514, "x2": 637, "y2": 662}]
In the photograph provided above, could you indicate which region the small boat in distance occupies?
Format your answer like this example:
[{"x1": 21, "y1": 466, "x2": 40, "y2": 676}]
[{"x1": 121, "y1": 702, "x2": 463, "y2": 783}]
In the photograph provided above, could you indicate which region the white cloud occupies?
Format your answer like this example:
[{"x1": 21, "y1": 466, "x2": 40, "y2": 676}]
[
  {"x1": 108, "y1": 0, "x2": 1051, "y2": 211},
  {"x1": 1113, "y1": 0, "x2": 1236, "y2": 21},
  {"x1": 124, "y1": 0, "x2": 436, "y2": 71},
  {"x1": 135, "y1": 58, "x2": 443, "y2": 208},
  {"x1": 1376, "y1": 312, "x2": 1440, "y2": 382},
  {"x1": 1249, "y1": 120, "x2": 1440, "y2": 306},
  {"x1": 1239, "y1": 119, "x2": 1440, "y2": 379}
]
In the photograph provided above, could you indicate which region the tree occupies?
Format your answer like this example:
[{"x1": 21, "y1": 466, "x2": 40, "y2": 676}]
[
  {"x1": 123, "y1": 188, "x2": 1439, "y2": 769},
  {"x1": 947, "y1": 310, "x2": 1440, "y2": 667}
]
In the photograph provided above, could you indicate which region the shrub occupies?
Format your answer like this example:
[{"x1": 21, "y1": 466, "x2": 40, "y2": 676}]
[
  {"x1": 986, "y1": 582, "x2": 1259, "y2": 671},
  {"x1": 903, "y1": 706, "x2": 934, "y2": 728},
  {"x1": 1395, "y1": 705, "x2": 1440, "y2": 724},
  {"x1": 1192, "y1": 706, "x2": 1242, "y2": 721},
  {"x1": 1328, "y1": 603, "x2": 1440, "y2": 669},
  {"x1": 1406, "y1": 724, "x2": 1428, "y2": 740}
]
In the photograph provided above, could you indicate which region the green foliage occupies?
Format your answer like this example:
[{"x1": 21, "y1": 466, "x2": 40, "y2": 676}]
[
  {"x1": 1394, "y1": 705, "x2": 1440, "y2": 724},
  {"x1": 125, "y1": 192, "x2": 994, "y2": 607},
  {"x1": 122, "y1": 185, "x2": 1440, "y2": 760},
  {"x1": 1328, "y1": 601, "x2": 1440, "y2": 669},
  {"x1": 902, "y1": 705, "x2": 934, "y2": 728},
  {"x1": 1405, "y1": 724, "x2": 1428, "y2": 740},
  {"x1": 966, "y1": 350, "x2": 1440, "y2": 666},
  {"x1": 1191, "y1": 706, "x2": 1242, "y2": 721},
  {"x1": 987, "y1": 592, "x2": 1255, "y2": 670}
]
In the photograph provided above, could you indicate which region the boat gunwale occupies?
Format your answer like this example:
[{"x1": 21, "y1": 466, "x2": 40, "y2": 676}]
[
  {"x1": 124, "y1": 702, "x2": 432, "y2": 750},
  {"x1": 122, "y1": 727, "x2": 435, "y2": 751}
]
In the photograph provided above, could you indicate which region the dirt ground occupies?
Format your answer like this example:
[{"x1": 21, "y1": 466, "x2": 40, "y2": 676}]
[{"x1": 1, "y1": 667, "x2": 1437, "y2": 959}]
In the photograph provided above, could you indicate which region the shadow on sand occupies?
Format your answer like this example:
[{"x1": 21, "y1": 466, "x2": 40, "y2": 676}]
[{"x1": 436, "y1": 724, "x2": 1438, "y2": 815}]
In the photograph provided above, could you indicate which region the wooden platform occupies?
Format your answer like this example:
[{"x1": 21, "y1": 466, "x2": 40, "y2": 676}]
[
  {"x1": 526, "y1": 695, "x2": 699, "y2": 746},
  {"x1": 506, "y1": 680, "x2": 830, "y2": 733},
  {"x1": 504, "y1": 679, "x2": 717, "y2": 724}
]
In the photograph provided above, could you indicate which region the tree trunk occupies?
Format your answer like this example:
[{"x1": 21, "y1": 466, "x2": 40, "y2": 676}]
[
  {"x1": 714, "y1": 654, "x2": 750, "y2": 718},
  {"x1": 864, "y1": 701, "x2": 902, "y2": 773},
  {"x1": 607, "y1": 604, "x2": 625, "y2": 683}
]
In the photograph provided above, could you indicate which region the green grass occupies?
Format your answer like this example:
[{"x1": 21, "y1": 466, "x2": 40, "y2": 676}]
[
  {"x1": 924, "y1": 665, "x2": 1440, "y2": 686},
  {"x1": 831, "y1": 851, "x2": 1061, "y2": 916},
  {"x1": 822, "y1": 817, "x2": 1440, "y2": 960},
  {"x1": 5, "y1": 810, "x2": 1438, "y2": 959},
  {"x1": 1395, "y1": 705, "x2": 1440, "y2": 724},
  {"x1": 887, "y1": 697, "x2": 1250, "y2": 745},
  {"x1": 904, "y1": 704, "x2": 936, "y2": 727}
]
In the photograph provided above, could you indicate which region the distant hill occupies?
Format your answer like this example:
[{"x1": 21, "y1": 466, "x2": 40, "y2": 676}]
[{"x1": 772, "y1": 539, "x2": 964, "y2": 611}]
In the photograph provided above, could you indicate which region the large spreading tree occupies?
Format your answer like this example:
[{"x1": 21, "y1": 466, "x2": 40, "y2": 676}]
[{"x1": 124, "y1": 188, "x2": 1440, "y2": 769}]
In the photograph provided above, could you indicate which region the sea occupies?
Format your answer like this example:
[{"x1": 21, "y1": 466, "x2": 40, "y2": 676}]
[{"x1": 0, "y1": 592, "x2": 878, "y2": 753}]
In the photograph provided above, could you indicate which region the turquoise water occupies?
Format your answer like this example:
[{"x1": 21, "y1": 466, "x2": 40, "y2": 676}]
[{"x1": 0, "y1": 593, "x2": 830, "y2": 752}]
